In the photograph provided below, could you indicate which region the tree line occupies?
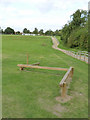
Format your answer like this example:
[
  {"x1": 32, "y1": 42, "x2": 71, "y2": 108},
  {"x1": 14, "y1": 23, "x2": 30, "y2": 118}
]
[
  {"x1": 60, "y1": 9, "x2": 88, "y2": 50},
  {"x1": 0, "y1": 27, "x2": 61, "y2": 36}
]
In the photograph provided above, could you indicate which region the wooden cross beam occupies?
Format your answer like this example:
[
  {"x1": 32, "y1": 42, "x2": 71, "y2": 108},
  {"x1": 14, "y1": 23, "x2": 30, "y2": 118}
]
[{"x1": 17, "y1": 64, "x2": 68, "y2": 71}]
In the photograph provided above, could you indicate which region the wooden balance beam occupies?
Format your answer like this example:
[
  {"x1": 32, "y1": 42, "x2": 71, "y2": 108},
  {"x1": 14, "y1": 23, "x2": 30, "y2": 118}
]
[
  {"x1": 59, "y1": 67, "x2": 74, "y2": 98},
  {"x1": 17, "y1": 64, "x2": 68, "y2": 71},
  {"x1": 17, "y1": 63, "x2": 74, "y2": 98}
]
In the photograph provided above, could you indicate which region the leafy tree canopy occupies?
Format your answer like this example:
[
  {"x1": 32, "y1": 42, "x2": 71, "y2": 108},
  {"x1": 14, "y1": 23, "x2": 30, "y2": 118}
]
[
  {"x1": 4, "y1": 27, "x2": 15, "y2": 34},
  {"x1": 33, "y1": 28, "x2": 38, "y2": 34},
  {"x1": 23, "y1": 28, "x2": 30, "y2": 33},
  {"x1": 60, "y1": 9, "x2": 88, "y2": 50}
]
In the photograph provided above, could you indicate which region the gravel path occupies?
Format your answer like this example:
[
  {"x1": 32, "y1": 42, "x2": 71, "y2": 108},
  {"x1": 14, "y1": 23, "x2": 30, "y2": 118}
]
[{"x1": 51, "y1": 36, "x2": 88, "y2": 64}]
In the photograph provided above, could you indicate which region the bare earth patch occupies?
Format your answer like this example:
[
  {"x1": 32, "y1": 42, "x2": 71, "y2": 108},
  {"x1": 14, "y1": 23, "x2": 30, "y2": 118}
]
[
  {"x1": 38, "y1": 98, "x2": 67, "y2": 117},
  {"x1": 56, "y1": 95, "x2": 72, "y2": 103},
  {"x1": 41, "y1": 43, "x2": 47, "y2": 46}
]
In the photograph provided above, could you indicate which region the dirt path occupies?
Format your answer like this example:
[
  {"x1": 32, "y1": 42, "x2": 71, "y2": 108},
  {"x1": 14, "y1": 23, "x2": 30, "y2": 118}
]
[{"x1": 51, "y1": 36, "x2": 88, "y2": 63}]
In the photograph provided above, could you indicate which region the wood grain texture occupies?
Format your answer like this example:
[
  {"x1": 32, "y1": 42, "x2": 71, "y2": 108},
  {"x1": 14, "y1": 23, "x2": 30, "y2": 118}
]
[
  {"x1": 59, "y1": 67, "x2": 74, "y2": 87},
  {"x1": 17, "y1": 64, "x2": 68, "y2": 71}
]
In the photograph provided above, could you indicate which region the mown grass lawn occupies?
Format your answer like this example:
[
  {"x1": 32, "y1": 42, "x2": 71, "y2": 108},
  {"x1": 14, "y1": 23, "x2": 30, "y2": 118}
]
[{"x1": 2, "y1": 35, "x2": 88, "y2": 118}]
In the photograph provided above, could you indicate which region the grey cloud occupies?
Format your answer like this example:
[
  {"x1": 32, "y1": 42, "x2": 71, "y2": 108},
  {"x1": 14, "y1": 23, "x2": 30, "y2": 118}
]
[{"x1": 35, "y1": 0, "x2": 55, "y2": 13}]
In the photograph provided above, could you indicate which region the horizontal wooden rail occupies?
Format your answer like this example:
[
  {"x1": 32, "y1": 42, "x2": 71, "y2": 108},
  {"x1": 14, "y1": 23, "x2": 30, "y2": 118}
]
[
  {"x1": 59, "y1": 67, "x2": 74, "y2": 98},
  {"x1": 60, "y1": 67, "x2": 74, "y2": 87},
  {"x1": 17, "y1": 64, "x2": 68, "y2": 71}
]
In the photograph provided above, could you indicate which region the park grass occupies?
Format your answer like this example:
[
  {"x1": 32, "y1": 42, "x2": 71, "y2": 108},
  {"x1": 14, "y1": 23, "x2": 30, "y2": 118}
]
[{"x1": 2, "y1": 35, "x2": 88, "y2": 118}]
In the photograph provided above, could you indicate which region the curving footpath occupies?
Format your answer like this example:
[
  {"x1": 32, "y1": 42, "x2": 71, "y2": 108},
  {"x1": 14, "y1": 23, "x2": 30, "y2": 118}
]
[{"x1": 51, "y1": 36, "x2": 88, "y2": 64}]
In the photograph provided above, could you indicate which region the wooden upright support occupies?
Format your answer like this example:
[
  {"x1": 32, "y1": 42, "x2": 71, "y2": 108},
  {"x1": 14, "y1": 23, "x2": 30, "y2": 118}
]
[
  {"x1": 20, "y1": 67, "x2": 24, "y2": 71},
  {"x1": 61, "y1": 82, "x2": 67, "y2": 98},
  {"x1": 84, "y1": 52, "x2": 86, "y2": 61},
  {"x1": 71, "y1": 67, "x2": 74, "y2": 77},
  {"x1": 77, "y1": 52, "x2": 78, "y2": 59},
  {"x1": 74, "y1": 52, "x2": 75, "y2": 57},
  {"x1": 80, "y1": 51, "x2": 81, "y2": 60},
  {"x1": 60, "y1": 67, "x2": 74, "y2": 98}
]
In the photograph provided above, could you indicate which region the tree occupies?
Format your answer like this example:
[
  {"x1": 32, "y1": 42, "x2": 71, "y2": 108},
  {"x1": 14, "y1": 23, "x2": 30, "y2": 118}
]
[
  {"x1": 4, "y1": 27, "x2": 15, "y2": 34},
  {"x1": 61, "y1": 24, "x2": 70, "y2": 44},
  {"x1": 23, "y1": 28, "x2": 30, "y2": 33},
  {"x1": 23, "y1": 28, "x2": 29, "y2": 33},
  {"x1": 0, "y1": 27, "x2": 3, "y2": 34},
  {"x1": 27, "y1": 30, "x2": 30, "y2": 33},
  {"x1": 1, "y1": 29, "x2": 3, "y2": 34},
  {"x1": 70, "y1": 9, "x2": 88, "y2": 29},
  {"x1": 16, "y1": 31, "x2": 21, "y2": 35},
  {"x1": 60, "y1": 9, "x2": 88, "y2": 50},
  {"x1": 33, "y1": 28, "x2": 38, "y2": 34},
  {"x1": 54, "y1": 29, "x2": 61, "y2": 36},
  {"x1": 39, "y1": 29, "x2": 44, "y2": 35},
  {"x1": 45, "y1": 29, "x2": 54, "y2": 36}
]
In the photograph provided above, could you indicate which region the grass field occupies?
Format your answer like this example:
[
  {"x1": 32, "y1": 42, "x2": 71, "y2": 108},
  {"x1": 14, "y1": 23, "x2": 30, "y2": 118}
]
[{"x1": 2, "y1": 35, "x2": 88, "y2": 118}]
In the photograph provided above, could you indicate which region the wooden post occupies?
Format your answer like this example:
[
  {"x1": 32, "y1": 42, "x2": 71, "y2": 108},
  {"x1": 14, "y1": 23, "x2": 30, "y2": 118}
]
[
  {"x1": 72, "y1": 51, "x2": 73, "y2": 57},
  {"x1": 74, "y1": 52, "x2": 75, "y2": 58},
  {"x1": 27, "y1": 53, "x2": 29, "y2": 64},
  {"x1": 84, "y1": 53, "x2": 86, "y2": 61},
  {"x1": 72, "y1": 51, "x2": 73, "y2": 56},
  {"x1": 71, "y1": 67, "x2": 74, "y2": 77},
  {"x1": 70, "y1": 51, "x2": 71, "y2": 56},
  {"x1": 71, "y1": 51, "x2": 73, "y2": 57},
  {"x1": 66, "y1": 50, "x2": 67, "y2": 54},
  {"x1": 20, "y1": 67, "x2": 23, "y2": 70},
  {"x1": 75, "y1": 52, "x2": 76, "y2": 58},
  {"x1": 68, "y1": 51, "x2": 69, "y2": 55},
  {"x1": 80, "y1": 51, "x2": 81, "y2": 60},
  {"x1": 77, "y1": 52, "x2": 78, "y2": 59},
  {"x1": 61, "y1": 82, "x2": 67, "y2": 98}
]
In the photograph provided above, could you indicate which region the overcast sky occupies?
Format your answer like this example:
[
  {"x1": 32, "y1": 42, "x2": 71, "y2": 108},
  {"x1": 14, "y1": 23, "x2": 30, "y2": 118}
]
[{"x1": 0, "y1": 0, "x2": 89, "y2": 32}]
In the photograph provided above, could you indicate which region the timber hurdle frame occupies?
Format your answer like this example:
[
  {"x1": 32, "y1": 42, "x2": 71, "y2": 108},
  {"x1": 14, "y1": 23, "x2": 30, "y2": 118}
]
[
  {"x1": 59, "y1": 67, "x2": 74, "y2": 98},
  {"x1": 17, "y1": 64, "x2": 68, "y2": 71},
  {"x1": 17, "y1": 55, "x2": 74, "y2": 99}
]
